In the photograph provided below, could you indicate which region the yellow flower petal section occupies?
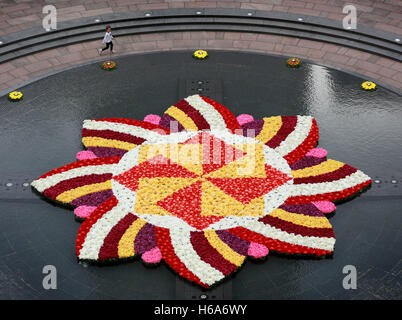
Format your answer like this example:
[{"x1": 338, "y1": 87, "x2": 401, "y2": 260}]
[
  {"x1": 82, "y1": 137, "x2": 137, "y2": 150},
  {"x1": 255, "y1": 117, "x2": 283, "y2": 144},
  {"x1": 201, "y1": 180, "x2": 243, "y2": 216},
  {"x1": 117, "y1": 218, "x2": 147, "y2": 258},
  {"x1": 291, "y1": 159, "x2": 344, "y2": 178},
  {"x1": 56, "y1": 181, "x2": 112, "y2": 202},
  {"x1": 270, "y1": 209, "x2": 332, "y2": 228},
  {"x1": 135, "y1": 177, "x2": 199, "y2": 215},
  {"x1": 204, "y1": 230, "x2": 245, "y2": 267},
  {"x1": 235, "y1": 196, "x2": 265, "y2": 217},
  {"x1": 139, "y1": 144, "x2": 203, "y2": 175},
  {"x1": 165, "y1": 106, "x2": 199, "y2": 131},
  {"x1": 205, "y1": 144, "x2": 266, "y2": 178}
]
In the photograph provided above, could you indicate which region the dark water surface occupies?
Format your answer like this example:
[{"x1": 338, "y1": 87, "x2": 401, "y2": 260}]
[{"x1": 0, "y1": 51, "x2": 400, "y2": 299}]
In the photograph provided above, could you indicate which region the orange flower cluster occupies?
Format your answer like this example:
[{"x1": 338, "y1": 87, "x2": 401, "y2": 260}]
[
  {"x1": 286, "y1": 57, "x2": 302, "y2": 68},
  {"x1": 101, "y1": 60, "x2": 117, "y2": 71}
]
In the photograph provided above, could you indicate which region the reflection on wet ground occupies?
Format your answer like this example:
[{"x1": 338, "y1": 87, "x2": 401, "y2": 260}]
[{"x1": 0, "y1": 51, "x2": 400, "y2": 299}]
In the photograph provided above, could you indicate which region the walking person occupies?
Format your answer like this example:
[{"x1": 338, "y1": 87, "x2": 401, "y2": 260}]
[{"x1": 98, "y1": 25, "x2": 115, "y2": 55}]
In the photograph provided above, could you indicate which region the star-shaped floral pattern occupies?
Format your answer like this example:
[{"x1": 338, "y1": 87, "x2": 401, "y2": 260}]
[{"x1": 32, "y1": 94, "x2": 371, "y2": 288}]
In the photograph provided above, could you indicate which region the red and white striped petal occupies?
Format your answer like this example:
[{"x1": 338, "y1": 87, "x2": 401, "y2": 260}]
[
  {"x1": 258, "y1": 204, "x2": 335, "y2": 250},
  {"x1": 168, "y1": 228, "x2": 225, "y2": 286},
  {"x1": 159, "y1": 94, "x2": 240, "y2": 132},
  {"x1": 76, "y1": 196, "x2": 158, "y2": 261},
  {"x1": 155, "y1": 227, "x2": 249, "y2": 288},
  {"x1": 82, "y1": 118, "x2": 169, "y2": 157},
  {"x1": 229, "y1": 224, "x2": 333, "y2": 257},
  {"x1": 241, "y1": 116, "x2": 319, "y2": 164},
  {"x1": 230, "y1": 203, "x2": 337, "y2": 256},
  {"x1": 31, "y1": 157, "x2": 120, "y2": 207},
  {"x1": 225, "y1": 203, "x2": 337, "y2": 257},
  {"x1": 287, "y1": 159, "x2": 372, "y2": 204}
]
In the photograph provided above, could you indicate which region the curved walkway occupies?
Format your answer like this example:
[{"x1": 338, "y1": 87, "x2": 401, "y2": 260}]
[
  {"x1": 1, "y1": 31, "x2": 401, "y2": 94},
  {"x1": 0, "y1": 2, "x2": 401, "y2": 94},
  {"x1": 1, "y1": 0, "x2": 401, "y2": 35}
]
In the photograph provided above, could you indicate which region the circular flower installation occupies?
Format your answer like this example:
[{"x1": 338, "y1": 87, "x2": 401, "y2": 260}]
[
  {"x1": 193, "y1": 50, "x2": 208, "y2": 60},
  {"x1": 361, "y1": 81, "x2": 376, "y2": 91},
  {"x1": 8, "y1": 91, "x2": 23, "y2": 102},
  {"x1": 286, "y1": 57, "x2": 302, "y2": 68},
  {"x1": 32, "y1": 94, "x2": 371, "y2": 288},
  {"x1": 101, "y1": 60, "x2": 117, "y2": 71}
]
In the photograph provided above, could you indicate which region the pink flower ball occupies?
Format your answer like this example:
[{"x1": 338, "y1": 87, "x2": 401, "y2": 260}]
[
  {"x1": 74, "y1": 206, "x2": 97, "y2": 218},
  {"x1": 248, "y1": 242, "x2": 269, "y2": 258},
  {"x1": 306, "y1": 148, "x2": 327, "y2": 158},
  {"x1": 237, "y1": 114, "x2": 254, "y2": 125},
  {"x1": 142, "y1": 247, "x2": 162, "y2": 264},
  {"x1": 76, "y1": 151, "x2": 97, "y2": 160},
  {"x1": 144, "y1": 114, "x2": 161, "y2": 125},
  {"x1": 312, "y1": 201, "x2": 336, "y2": 213}
]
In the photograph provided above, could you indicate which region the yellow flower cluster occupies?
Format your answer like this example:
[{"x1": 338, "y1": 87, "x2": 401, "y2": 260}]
[
  {"x1": 291, "y1": 159, "x2": 344, "y2": 178},
  {"x1": 56, "y1": 181, "x2": 112, "y2": 203},
  {"x1": 193, "y1": 50, "x2": 208, "y2": 59},
  {"x1": 361, "y1": 81, "x2": 376, "y2": 91},
  {"x1": 204, "y1": 230, "x2": 245, "y2": 266},
  {"x1": 270, "y1": 209, "x2": 332, "y2": 228},
  {"x1": 8, "y1": 91, "x2": 23, "y2": 101},
  {"x1": 118, "y1": 219, "x2": 146, "y2": 258}
]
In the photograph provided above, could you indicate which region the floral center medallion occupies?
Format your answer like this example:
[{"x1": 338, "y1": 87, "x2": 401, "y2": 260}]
[{"x1": 112, "y1": 130, "x2": 293, "y2": 231}]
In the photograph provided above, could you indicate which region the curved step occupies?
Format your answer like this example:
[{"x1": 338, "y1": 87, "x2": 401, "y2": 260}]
[{"x1": 0, "y1": 8, "x2": 400, "y2": 64}]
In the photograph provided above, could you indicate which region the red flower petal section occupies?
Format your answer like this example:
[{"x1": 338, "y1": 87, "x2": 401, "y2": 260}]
[
  {"x1": 159, "y1": 94, "x2": 240, "y2": 132},
  {"x1": 31, "y1": 157, "x2": 120, "y2": 209},
  {"x1": 239, "y1": 116, "x2": 319, "y2": 164},
  {"x1": 82, "y1": 118, "x2": 169, "y2": 157}
]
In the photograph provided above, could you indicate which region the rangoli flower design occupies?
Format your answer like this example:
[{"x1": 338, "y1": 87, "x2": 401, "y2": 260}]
[{"x1": 32, "y1": 94, "x2": 371, "y2": 288}]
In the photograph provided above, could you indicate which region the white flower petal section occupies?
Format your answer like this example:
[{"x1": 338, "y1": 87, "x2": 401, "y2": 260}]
[
  {"x1": 274, "y1": 116, "x2": 313, "y2": 157},
  {"x1": 83, "y1": 120, "x2": 163, "y2": 141},
  {"x1": 263, "y1": 184, "x2": 292, "y2": 214},
  {"x1": 140, "y1": 214, "x2": 196, "y2": 231},
  {"x1": 185, "y1": 95, "x2": 228, "y2": 131},
  {"x1": 263, "y1": 145, "x2": 292, "y2": 176},
  {"x1": 31, "y1": 164, "x2": 116, "y2": 192},
  {"x1": 170, "y1": 229, "x2": 225, "y2": 286},
  {"x1": 243, "y1": 219, "x2": 336, "y2": 251},
  {"x1": 111, "y1": 180, "x2": 137, "y2": 211},
  {"x1": 112, "y1": 146, "x2": 140, "y2": 176},
  {"x1": 289, "y1": 170, "x2": 371, "y2": 196},
  {"x1": 207, "y1": 216, "x2": 257, "y2": 230},
  {"x1": 78, "y1": 202, "x2": 131, "y2": 260}
]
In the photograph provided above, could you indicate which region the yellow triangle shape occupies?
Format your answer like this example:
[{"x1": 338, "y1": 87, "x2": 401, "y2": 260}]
[
  {"x1": 138, "y1": 144, "x2": 203, "y2": 175},
  {"x1": 201, "y1": 180, "x2": 244, "y2": 216},
  {"x1": 205, "y1": 144, "x2": 266, "y2": 178},
  {"x1": 135, "y1": 177, "x2": 198, "y2": 215},
  {"x1": 236, "y1": 196, "x2": 265, "y2": 217}
]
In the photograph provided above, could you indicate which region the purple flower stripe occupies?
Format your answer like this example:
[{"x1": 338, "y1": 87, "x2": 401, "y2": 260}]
[
  {"x1": 71, "y1": 190, "x2": 113, "y2": 207},
  {"x1": 279, "y1": 203, "x2": 325, "y2": 217},
  {"x1": 159, "y1": 114, "x2": 186, "y2": 132},
  {"x1": 241, "y1": 119, "x2": 264, "y2": 137},
  {"x1": 216, "y1": 230, "x2": 249, "y2": 256},
  {"x1": 134, "y1": 224, "x2": 156, "y2": 254},
  {"x1": 290, "y1": 156, "x2": 326, "y2": 170},
  {"x1": 87, "y1": 147, "x2": 127, "y2": 158}
]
